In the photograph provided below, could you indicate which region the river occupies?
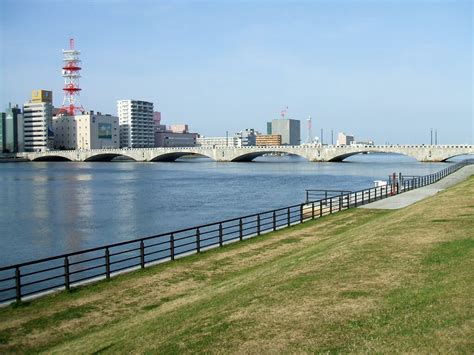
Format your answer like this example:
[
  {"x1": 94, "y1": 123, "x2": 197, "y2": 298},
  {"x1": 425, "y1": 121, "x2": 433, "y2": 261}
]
[{"x1": 0, "y1": 154, "x2": 451, "y2": 267}]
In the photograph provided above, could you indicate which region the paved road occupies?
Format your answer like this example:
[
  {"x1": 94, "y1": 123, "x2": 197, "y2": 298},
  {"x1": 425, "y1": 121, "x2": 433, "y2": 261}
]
[{"x1": 360, "y1": 165, "x2": 474, "y2": 210}]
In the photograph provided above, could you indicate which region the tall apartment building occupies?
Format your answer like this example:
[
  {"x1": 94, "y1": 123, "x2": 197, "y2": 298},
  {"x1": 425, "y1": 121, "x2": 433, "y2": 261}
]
[
  {"x1": 53, "y1": 112, "x2": 119, "y2": 150},
  {"x1": 117, "y1": 100, "x2": 154, "y2": 148},
  {"x1": 2, "y1": 103, "x2": 24, "y2": 152},
  {"x1": 23, "y1": 90, "x2": 54, "y2": 152},
  {"x1": 270, "y1": 118, "x2": 300, "y2": 145}
]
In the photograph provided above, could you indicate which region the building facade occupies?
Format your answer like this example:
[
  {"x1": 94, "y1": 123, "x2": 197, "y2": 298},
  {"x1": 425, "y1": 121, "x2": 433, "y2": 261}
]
[
  {"x1": 23, "y1": 90, "x2": 54, "y2": 152},
  {"x1": 234, "y1": 128, "x2": 257, "y2": 146},
  {"x1": 0, "y1": 113, "x2": 4, "y2": 152},
  {"x1": 336, "y1": 132, "x2": 355, "y2": 146},
  {"x1": 118, "y1": 100, "x2": 154, "y2": 148},
  {"x1": 3, "y1": 103, "x2": 24, "y2": 152},
  {"x1": 196, "y1": 136, "x2": 240, "y2": 148},
  {"x1": 256, "y1": 134, "x2": 282, "y2": 146},
  {"x1": 53, "y1": 112, "x2": 119, "y2": 150},
  {"x1": 154, "y1": 131, "x2": 198, "y2": 147},
  {"x1": 270, "y1": 119, "x2": 300, "y2": 145}
]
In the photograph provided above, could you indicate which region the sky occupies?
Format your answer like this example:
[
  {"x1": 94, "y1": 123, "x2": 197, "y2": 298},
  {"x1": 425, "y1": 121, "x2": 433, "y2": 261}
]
[{"x1": 0, "y1": 0, "x2": 472, "y2": 144}]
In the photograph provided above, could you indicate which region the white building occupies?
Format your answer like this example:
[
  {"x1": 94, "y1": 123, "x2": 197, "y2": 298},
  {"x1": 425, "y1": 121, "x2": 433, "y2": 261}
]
[
  {"x1": 53, "y1": 112, "x2": 119, "y2": 150},
  {"x1": 23, "y1": 90, "x2": 54, "y2": 152},
  {"x1": 234, "y1": 129, "x2": 257, "y2": 146},
  {"x1": 196, "y1": 136, "x2": 240, "y2": 148},
  {"x1": 117, "y1": 100, "x2": 154, "y2": 148},
  {"x1": 337, "y1": 132, "x2": 355, "y2": 146}
]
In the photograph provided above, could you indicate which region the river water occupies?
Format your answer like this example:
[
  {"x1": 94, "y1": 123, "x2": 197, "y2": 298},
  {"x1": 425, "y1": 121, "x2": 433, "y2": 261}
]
[{"x1": 0, "y1": 154, "x2": 451, "y2": 267}]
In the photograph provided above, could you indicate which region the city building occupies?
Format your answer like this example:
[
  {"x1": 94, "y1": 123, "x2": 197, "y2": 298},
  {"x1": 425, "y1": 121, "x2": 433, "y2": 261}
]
[
  {"x1": 154, "y1": 123, "x2": 199, "y2": 147},
  {"x1": 266, "y1": 122, "x2": 272, "y2": 134},
  {"x1": 2, "y1": 103, "x2": 24, "y2": 153},
  {"x1": 196, "y1": 136, "x2": 240, "y2": 148},
  {"x1": 154, "y1": 131, "x2": 198, "y2": 147},
  {"x1": 0, "y1": 113, "x2": 4, "y2": 152},
  {"x1": 153, "y1": 111, "x2": 161, "y2": 127},
  {"x1": 169, "y1": 124, "x2": 189, "y2": 134},
  {"x1": 234, "y1": 129, "x2": 257, "y2": 146},
  {"x1": 269, "y1": 118, "x2": 300, "y2": 145},
  {"x1": 336, "y1": 132, "x2": 355, "y2": 146},
  {"x1": 256, "y1": 134, "x2": 282, "y2": 146},
  {"x1": 117, "y1": 100, "x2": 154, "y2": 148},
  {"x1": 353, "y1": 140, "x2": 374, "y2": 146},
  {"x1": 53, "y1": 112, "x2": 119, "y2": 150},
  {"x1": 23, "y1": 90, "x2": 54, "y2": 152}
]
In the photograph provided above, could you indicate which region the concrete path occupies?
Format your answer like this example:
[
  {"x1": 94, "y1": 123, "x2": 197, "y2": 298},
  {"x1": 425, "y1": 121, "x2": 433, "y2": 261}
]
[{"x1": 360, "y1": 165, "x2": 474, "y2": 210}]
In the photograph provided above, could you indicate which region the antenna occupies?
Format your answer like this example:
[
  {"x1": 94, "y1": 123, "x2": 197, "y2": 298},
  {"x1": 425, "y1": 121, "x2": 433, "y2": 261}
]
[{"x1": 57, "y1": 38, "x2": 84, "y2": 116}]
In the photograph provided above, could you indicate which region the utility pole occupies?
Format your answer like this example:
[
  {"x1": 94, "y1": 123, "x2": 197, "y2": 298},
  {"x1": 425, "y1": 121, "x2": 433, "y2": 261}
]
[
  {"x1": 435, "y1": 129, "x2": 438, "y2": 145},
  {"x1": 320, "y1": 128, "x2": 324, "y2": 145},
  {"x1": 430, "y1": 128, "x2": 433, "y2": 145}
]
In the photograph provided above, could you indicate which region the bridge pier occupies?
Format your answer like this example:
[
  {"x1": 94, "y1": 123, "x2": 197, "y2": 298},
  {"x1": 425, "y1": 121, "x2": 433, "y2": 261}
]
[{"x1": 13, "y1": 145, "x2": 473, "y2": 163}]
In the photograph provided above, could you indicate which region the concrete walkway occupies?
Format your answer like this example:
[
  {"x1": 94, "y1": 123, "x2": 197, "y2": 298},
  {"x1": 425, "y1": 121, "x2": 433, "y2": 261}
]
[{"x1": 360, "y1": 165, "x2": 474, "y2": 210}]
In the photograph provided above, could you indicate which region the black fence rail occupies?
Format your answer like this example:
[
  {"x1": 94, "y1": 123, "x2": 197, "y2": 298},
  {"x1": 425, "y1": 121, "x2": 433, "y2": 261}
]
[
  {"x1": 305, "y1": 189, "x2": 353, "y2": 204},
  {"x1": 0, "y1": 159, "x2": 472, "y2": 304}
]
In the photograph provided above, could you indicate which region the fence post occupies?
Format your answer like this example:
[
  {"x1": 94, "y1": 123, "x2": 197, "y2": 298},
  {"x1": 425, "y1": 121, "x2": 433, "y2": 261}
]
[
  {"x1": 219, "y1": 223, "x2": 223, "y2": 247},
  {"x1": 300, "y1": 204, "x2": 304, "y2": 223},
  {"x1": 239, "y1": 218, "x2": 243, "y2": 240},
  {"x1": 273, "y1": 211, "x2": 276, "y2": 231},
  {"x1": 339, "y1": 194, "x2": 342, "y2": 211},
  {"x1": 257, "y1": 214, "x2": 261, "y2": 235},
  {"x1": 287, "y1": 207, "x2": 291, "y2": 226},
  {"x1": 320, "y1": 200, "x2": 323, "y2": 216},
  {"x1": 329, "y1": 198, "x2": 333, "y2": 214},
  {"x1": 15, "y1": 266, "x2": 21, "y2": 303},
  {"x1": 170, "y1": 233, "x2": 175, "y2": 260},
  {"x1": 312, "y1": 202, "x2": 315, "y2": 219},
  {"x1": 105, "y1": 248, "x2": 110, "y2": 279},
  {"x1": 140, "y1": 240, "x2": 145, "y2": 269},
  {"x1": 354, "y1": 193, "x2": 357, "y2": 207},
  {"x1": 196, "y1": 228, "x2": 201, "y2": 253},
  {"x1": 64, "y1": 256, "x2": 70, "y2": 291}
]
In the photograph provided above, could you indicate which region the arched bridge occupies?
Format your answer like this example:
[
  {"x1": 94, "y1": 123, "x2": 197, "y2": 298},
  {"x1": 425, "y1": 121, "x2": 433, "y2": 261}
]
[{"x1": 16, "y1": 144, "x2": 473, "y2": 162}]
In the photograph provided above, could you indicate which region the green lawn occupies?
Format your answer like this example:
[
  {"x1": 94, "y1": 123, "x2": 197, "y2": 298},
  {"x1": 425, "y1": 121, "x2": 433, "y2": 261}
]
[{"x1": 0, "y1": 176, "x2": 473, "y2": 353}]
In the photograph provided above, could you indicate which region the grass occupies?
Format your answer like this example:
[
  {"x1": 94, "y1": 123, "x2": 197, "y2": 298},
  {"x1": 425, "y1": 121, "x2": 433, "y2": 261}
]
[{"x1": 0, "y1": 176, "x2": 473, "y2": 353}]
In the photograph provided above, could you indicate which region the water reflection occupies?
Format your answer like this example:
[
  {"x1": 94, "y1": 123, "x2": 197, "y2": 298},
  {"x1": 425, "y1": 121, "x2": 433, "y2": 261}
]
[{"x1": 0, "y1": 154, "x2": 452, "y2": 266}]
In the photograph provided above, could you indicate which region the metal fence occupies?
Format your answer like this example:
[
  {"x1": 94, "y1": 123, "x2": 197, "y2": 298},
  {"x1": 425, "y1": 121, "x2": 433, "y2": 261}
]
[{"x1": 0, "y1": 159, "x2": 472, "y2": 304}]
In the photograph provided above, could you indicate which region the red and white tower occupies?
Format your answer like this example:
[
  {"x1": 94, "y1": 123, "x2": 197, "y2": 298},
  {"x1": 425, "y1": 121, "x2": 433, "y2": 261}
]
[{"x1": 58, "y1": 38, "x2": 84, "y2": 116}]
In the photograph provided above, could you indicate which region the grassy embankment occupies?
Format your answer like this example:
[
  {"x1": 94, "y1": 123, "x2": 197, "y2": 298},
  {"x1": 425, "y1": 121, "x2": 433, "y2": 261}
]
[{"x1": 0, "y1": 176, "x2": 473, "y2": 353}]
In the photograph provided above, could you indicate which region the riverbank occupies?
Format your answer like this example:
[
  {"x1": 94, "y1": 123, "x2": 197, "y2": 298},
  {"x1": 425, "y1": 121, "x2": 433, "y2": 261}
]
[
  {"x1": 0, "y1": 174, "x2": 473, "y2": 353},
  {"x1": 361, "y1": 164, "x2": 474, "y2": 209}
]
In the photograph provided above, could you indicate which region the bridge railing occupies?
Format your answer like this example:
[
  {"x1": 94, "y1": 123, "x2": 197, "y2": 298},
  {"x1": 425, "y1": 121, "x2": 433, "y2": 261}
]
[{"x1": 0, "y1": 159, "x2": 472, "y2": 305}]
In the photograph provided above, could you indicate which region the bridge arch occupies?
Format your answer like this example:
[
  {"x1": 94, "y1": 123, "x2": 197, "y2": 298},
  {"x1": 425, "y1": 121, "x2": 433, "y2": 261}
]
[
  {"x1": 150, "y1": 151, "x2": 213, "y2": 162},
  {"x1": 327, "y1": 150, "x2": 418, "y2": 162},
  {"x1": 230, "y1": 150, "x2": 309, "y2": 162},
  {"x1": 33, "y1": 155, "x2": 73, "y2": 162},
  {"x1": 84, "y1": 153, "x2": 137, "y2": 162},
  {"x1": 441, "y1": 152, "x2": 474, "y2": 162}
]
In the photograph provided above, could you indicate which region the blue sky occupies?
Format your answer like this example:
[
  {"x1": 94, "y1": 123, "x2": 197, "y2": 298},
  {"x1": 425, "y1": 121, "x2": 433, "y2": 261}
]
[{"x1": 1, "y1": 0, "x2": 472, "y2": 144}]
